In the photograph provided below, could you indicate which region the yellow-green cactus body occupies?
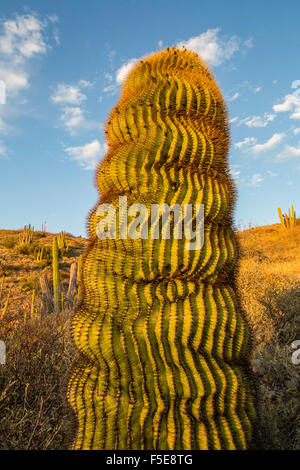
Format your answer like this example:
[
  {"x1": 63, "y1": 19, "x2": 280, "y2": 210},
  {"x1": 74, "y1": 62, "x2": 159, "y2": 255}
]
[{"x1": 67, "y1": 47, "x2": 256, "y2": 450}]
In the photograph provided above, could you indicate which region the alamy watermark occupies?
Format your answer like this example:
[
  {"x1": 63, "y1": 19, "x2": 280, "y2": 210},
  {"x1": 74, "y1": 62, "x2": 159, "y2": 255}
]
[
  {"x1": 95, "y1": 197, "x2": 204, "y2": 250},
  {"x1": 0, "y1": 80, "x2": 6, "y2": 104}
]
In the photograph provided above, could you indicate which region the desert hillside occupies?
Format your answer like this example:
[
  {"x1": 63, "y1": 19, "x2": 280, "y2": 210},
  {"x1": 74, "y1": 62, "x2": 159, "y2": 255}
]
[{"x1": 0, "y1": 222, "x2": 299, "y2": 449}]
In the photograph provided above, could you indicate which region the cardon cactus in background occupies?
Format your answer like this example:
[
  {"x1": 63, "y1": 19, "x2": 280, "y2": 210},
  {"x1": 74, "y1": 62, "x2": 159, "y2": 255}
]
[
  {"x1": 278, "y1": 205, "x2": 296, "y2": 229},
  {"x1": 52, "y1": 237, "x2": 61, "y2": 312},
  {"x1": 67, "y1": 47, "x2": 256, "y2": 450}
]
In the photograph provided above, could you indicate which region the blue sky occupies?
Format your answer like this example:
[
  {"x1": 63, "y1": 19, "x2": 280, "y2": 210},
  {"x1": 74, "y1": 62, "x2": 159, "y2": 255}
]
[{"x1": 0, "y1": 0, "x2": 299, "y2": 236}]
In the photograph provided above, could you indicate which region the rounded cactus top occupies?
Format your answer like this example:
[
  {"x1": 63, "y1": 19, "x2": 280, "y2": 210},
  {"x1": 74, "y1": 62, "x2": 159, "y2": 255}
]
[{"x1": 104, "y1": 47, "x2": 230, "y2": 167}]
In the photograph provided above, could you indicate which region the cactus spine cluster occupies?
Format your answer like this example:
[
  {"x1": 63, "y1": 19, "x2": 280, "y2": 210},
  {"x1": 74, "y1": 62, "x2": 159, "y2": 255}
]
[{"x1": 67, "y1": 47, "x2": 256, "y2": 450}]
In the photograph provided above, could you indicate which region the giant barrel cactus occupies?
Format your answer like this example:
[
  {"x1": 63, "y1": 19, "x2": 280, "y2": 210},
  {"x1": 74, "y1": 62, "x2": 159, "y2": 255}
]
[{"x1": 67, "y1": 47, "x2": 256, "y2": 450}]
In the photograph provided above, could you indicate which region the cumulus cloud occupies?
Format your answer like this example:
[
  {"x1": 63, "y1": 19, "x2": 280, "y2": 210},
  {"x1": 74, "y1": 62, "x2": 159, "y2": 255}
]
[
  {"x1": 51, "y1": 80, "x2": 100, "y2": 134},
  {"x1": 234, "y1": 137, "x2": 257, "y2": 150},
  {"x1": 64, "y1": 140, "x2": 108, "y2": 170},
  {"x1": 293, "y1": 128, "x2": 300, "y2": 135},
  {"x1": 248, "y1": 174, "x2": 264, "y2": 187},
  {"x1": 50, "y1": 80, "x2": 91, "y2": 105},
  {"x1": 0, "y1": 13, "x2": 55, "y2": 96},
  {"x1": 0, "y1": 66, "x2": 28, "y2": 94},
  {"x1": 60, "y1": 107, "x2": 85, "y2": 134},
  {"x1": 276, "y1": 143, "x2": 300, "y2": 161},
  {"x1": 0, "y1": 14, "x2": 47, "y2": 58},
  {"x1": 0, "y1": 12, "x2": 58, "y2": 152},
  {"x1": 116, "y1": 58, "x2": 139, "y2": 85},
  {"x1": 252, "y1": 133, "x2": 285, "y2": 153},
  {"x1": 176, "y1": 28, "x2": 252, "y2": 67},
  {"x1": 273, "y1": 86, "x2": 300, "y2": 120},
  {"x1": 228, "y1": 92, "x2": 239, "y2": 101},
  {"x1": 238, "y1": 112, "x2": 276, "y2": 128}
]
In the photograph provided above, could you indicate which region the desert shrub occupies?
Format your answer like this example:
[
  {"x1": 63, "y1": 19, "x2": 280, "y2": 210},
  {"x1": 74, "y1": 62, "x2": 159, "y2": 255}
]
[
  {"x1": 252, "y1": 286, "x2": 300, "y2": 450},
  {"x1": 14, "y1": 242, "x2": 40, "y2": 256},
  {"x1": 1, "y1": 237, "x2": 16, "y2": 249},
  {"x1": 0, "y1": 310, "x2": 74, "y2": 450},
  {"x1": 19, "y1": 274, "x2": 40, "y2": 292},
  {"x1": 14, "y1": 243, "x2": 53, "y2": 262}
]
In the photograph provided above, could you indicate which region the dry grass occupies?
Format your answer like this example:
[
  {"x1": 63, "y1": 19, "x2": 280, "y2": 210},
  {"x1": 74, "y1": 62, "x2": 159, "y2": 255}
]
[
  {"x1": 0, "y1": 310, "x2": 74, "y2": 449},
  {"x1": 0, "y1": 223, "x2": 299, "y2": 449},
  {"x1": 236, "y1": 221, "x2": 300, "y2": 449}
]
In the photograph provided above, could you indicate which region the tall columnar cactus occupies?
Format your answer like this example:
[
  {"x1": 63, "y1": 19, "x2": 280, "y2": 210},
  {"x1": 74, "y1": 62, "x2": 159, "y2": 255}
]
[
  {"x1": 67, "y1": 47, "x2": 256, "y2": 450},
  {"x1": 19, "y1": 224, "x2": 34, "y2": 244},
  {"x1": 57, "y1": 230, "x2": 68, "y2": 251},
  {"x1": 278, "y1": 205, "x2": 296, "y2": 229},
  {"x1": 52, "y1": 237, "x2": 61, "y2": 312}
]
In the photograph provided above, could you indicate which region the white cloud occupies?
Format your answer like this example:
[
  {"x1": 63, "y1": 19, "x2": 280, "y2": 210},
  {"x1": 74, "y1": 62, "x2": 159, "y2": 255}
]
[
  {"x1": 158, "y1": 40, "x2": 163, "y2": 48},
  {"x1": 0, "y1": 66, "x2": 28, "y2": 93},
  {"x1": 229, "y1": 168, "x2": 240, "y2": 179},
  {"x1": 234, "y1": 137, "x2": 257, "y2": 150},
  {"x1": 59, "y1": 106, "x2": 101, "y2": 135},
  {"x1": 0, "y1": 13, "x2": 57, "y2": 145},
  {"x1": 101, "y1": 72, "x2": 119, "y2": 95},
  {"x1": 273, "y1": 87, "x2": 300, "y2": 119},
  {"x1": 254, "y1": 86, "x2": 262, "y2": 93},
  {"x1": 0, "y1": 140, "x2": 7, "y2": 158},
  {"x1": 61, "y1": 107, "x2": 85, "y2": 134},
  {"x1": 252, "y1": 133, "x2": 285, "y2": 153},
  {"x1": 0, "y1": 14, "x2": 47, "y2": 58},
  {"x1": 116, "y1": 58, "x2": 139, "y2": 85},
  {"x1": 64, "y1": 139, "x2": 108, "y2": 170},
  {"x1": 293, "y1": 128, "x2": 300, "y2": 135},
  {"x1": 228, "y1": 92, "x2": 239, "y2": 101},
  {"x1": 102, "y1": 84, "x2": 118, "y2": 94},
  {"x1": 51, "y1": 80, "x2": 100, "y2": 134},
  {"x1": 248, "y1": 174, "x2": 264, "y2": 187},
  {"x1": 238, "y1": 112, "x2": 275, "y2": 128},
  {"x1": 273, "y1": 80, "x2": 277, "y2": 85},
  {"x1": 291, "y1": 80, "x2": 300, "y2": 89},
  {"x1": 287, "y1": 181, "x2": 294, "y2": 186},
  {"x1": 176, "y1": 28, "x2": 252, "y2": 67},
  {"x1": 276, "y1": 143, "x2": 300, "y2": 161},
  {"x1": 229, "y1": 116, "x2": 238, "y2": 123},
  {"x1": 267, "y1": 170, "x2": 278, "y2": 177},
  {"x1": 0, "y1": 13, "x2": 56, "y2": 96},
  {"x1": 177, "y1": 28, "x2": 252, "y2": 67},
  {"x1": 229, "y1": 164, "x2": 241, "y2": 179},
  {"x1": 50, "y1": 81, "x2": 91, "y2": 105}
]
